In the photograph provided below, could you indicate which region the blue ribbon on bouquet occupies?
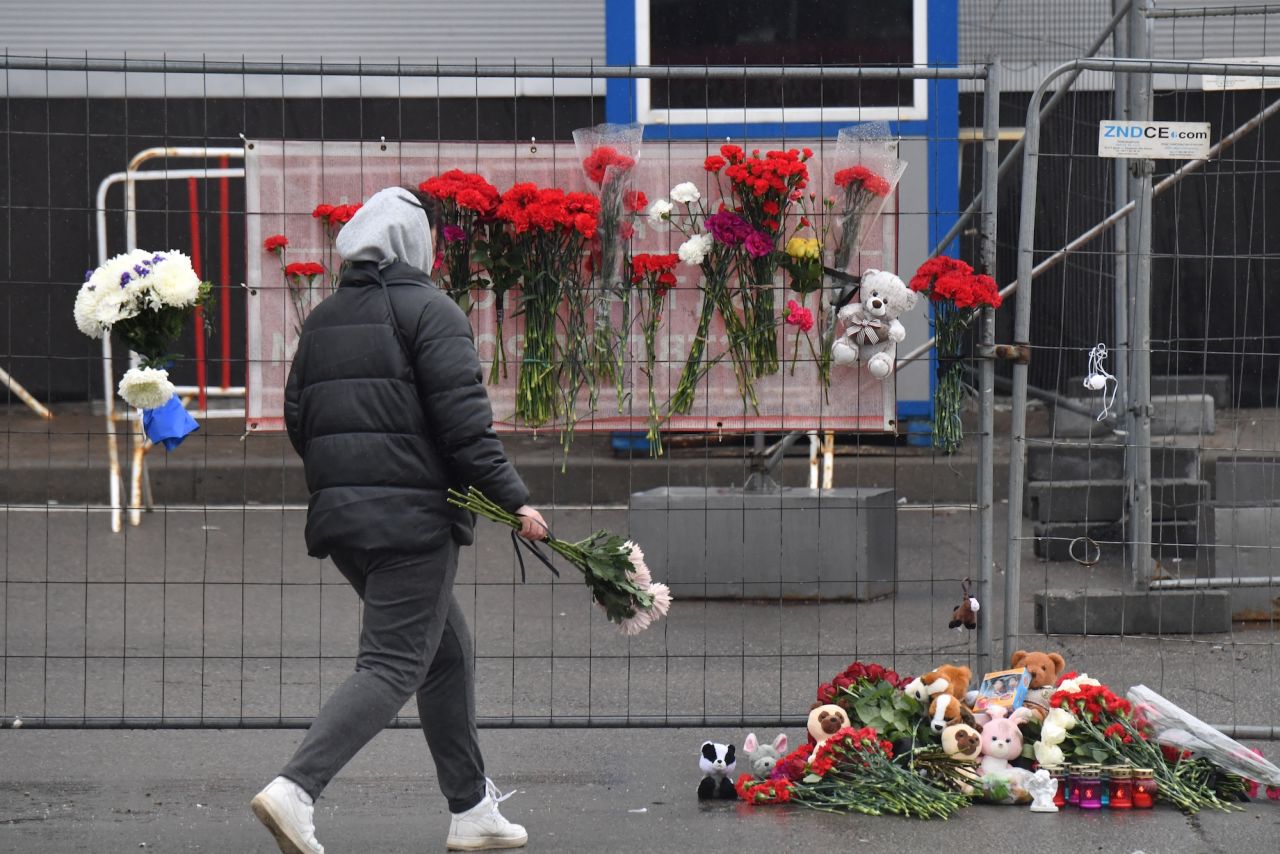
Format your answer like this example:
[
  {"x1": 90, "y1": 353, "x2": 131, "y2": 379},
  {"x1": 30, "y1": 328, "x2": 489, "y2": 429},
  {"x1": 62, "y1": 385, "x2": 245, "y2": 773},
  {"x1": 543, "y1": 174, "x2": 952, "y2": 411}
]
[{"x1": 142, "y1": 396, "x2": 200, "y2": 451}]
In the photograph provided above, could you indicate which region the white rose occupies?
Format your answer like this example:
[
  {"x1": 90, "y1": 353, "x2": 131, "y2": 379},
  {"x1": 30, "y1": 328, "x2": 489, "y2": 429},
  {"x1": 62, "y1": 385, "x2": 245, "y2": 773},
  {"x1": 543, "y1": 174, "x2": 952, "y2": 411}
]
[
  {"x1": 670, "y1": 182, "x2": 701, "y2": 204},
  {"x1": 1044, "y1": 708, "x2": 1077, "y2": 731},
  {"x1": 677, "y1": 233, "x2": 712, "y2": 266},
  {"x1": 148, "y1": 251, "x2": 202, "y2": 308},
  {"x1": 1033, "y1": 742, "x2": 1066, "y2": 768},
  {"x1": 118, "y1": 366, "x2": 176, "y2": 409},
  {"x1": 647, "y1": 198, "x2": 674, "y2": 226}
]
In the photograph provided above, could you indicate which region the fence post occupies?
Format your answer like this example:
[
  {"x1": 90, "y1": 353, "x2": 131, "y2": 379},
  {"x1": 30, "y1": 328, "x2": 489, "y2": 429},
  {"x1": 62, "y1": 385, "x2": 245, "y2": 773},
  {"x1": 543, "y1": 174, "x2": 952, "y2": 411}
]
[
  {"x1": 1127, "y1": 0, "x2": 1156, "y2": 586},
  {"x1": 1112, "y1": 0, "x2": 1131, "y2": 432},
  {"x1": 977, "y1": 59, "x2": 1000, "y2": 676}
]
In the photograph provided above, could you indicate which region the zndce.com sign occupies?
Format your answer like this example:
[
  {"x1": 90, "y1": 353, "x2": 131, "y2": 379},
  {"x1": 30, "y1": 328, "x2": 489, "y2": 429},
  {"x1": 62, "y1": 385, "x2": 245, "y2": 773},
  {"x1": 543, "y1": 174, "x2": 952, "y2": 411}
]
[{"x1": 1097, "y1": 121, "x2": 1211, "y2": 159}]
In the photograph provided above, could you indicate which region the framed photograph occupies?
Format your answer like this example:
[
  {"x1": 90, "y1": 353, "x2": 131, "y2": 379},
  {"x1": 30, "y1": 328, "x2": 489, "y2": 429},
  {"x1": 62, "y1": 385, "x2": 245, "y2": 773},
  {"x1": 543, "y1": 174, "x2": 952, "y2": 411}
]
[{"x1": 974, "y1": 667, "x2": 1031, "y2": 712}]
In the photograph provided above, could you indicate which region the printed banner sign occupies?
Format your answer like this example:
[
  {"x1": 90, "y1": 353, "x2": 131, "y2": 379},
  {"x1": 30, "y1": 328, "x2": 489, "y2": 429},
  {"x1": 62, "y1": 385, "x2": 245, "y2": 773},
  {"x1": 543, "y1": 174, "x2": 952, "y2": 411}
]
[
  {"x1": 1097, "y1": 121, "x2": 1211, "y2": 160},
  {"x1": 1201, "y1": 57, "x2": 1280, "y2": 91}
]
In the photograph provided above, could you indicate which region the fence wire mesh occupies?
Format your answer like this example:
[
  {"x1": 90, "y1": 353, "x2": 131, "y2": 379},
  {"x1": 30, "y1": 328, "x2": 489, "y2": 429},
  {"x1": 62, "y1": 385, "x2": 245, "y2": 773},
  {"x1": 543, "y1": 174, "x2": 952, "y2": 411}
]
[
  {"x1": 0, "y1": 57, "x2": 1005, "y2": 729},
  {"x1": 1012, "y1": 6, "x2": 1280, "y2": 737}
]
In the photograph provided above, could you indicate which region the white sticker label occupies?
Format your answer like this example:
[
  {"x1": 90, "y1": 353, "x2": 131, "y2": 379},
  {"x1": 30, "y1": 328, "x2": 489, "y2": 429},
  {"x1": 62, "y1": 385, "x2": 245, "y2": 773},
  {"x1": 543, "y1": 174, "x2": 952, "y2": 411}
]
[
  {"x1": 1097, "y1": 121, "x2": 1211, "y2": 160},
  {"x1": 1201, "y1": 57, "x2": 1280, "y2": 91}
]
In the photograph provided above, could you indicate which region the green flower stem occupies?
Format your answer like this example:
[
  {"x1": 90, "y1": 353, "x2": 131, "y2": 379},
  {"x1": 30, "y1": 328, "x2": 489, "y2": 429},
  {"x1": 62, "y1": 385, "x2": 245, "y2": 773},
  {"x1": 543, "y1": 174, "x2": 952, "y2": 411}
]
[{"x1": 932, "y1": 301, "x2": 969, "y2": 455}]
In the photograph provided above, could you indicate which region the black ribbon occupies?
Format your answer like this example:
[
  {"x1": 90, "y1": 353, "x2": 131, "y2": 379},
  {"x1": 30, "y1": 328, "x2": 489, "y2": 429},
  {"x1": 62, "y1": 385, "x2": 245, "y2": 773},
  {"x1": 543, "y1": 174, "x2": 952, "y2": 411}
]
[{"x1": 510, "y1": 530, "x2": 561, "y2": 583}]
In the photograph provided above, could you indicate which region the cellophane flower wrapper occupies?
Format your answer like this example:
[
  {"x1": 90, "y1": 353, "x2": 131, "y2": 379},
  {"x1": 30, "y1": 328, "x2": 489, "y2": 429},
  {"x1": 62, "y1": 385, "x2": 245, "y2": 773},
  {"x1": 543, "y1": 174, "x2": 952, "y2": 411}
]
[
  {"x1": 573, "y1": 123, "x2": 643, "y2": 400},
  {"x1": 1128, "y1": 685, "x2": 1280, "y2": 787},
  {"x1": 829, "y1": 123, "x2": 907, "y2": 273},
  {"x1": 821, "y1": 123, "x2": 908, "y2": 378}
]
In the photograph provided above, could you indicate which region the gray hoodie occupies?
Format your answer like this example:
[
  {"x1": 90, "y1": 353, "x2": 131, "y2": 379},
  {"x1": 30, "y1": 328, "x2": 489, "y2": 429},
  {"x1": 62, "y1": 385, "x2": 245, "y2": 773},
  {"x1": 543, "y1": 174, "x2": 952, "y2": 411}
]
[{"x1": 334, "y1": 186, "x2": 433, "y2": 272}]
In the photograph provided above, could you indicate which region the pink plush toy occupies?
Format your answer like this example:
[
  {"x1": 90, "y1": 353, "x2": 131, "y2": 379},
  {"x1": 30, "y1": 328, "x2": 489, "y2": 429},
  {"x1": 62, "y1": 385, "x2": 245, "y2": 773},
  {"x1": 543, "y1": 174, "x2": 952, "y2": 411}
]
[{"x1": 979, "y1": 706, "x2": 1032, "y2": 779}]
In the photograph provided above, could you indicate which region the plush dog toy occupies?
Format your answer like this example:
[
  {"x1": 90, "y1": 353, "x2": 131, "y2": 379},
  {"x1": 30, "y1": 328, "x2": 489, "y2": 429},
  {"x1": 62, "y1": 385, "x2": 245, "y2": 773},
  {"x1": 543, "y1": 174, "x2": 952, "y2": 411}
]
[
  {"x1": 742, "y1": 732, "x2": 788, "y2": 780},
  {"x1": 904, "y1": 664, "x2": 974, "y2": 733},
  {"x1": 830, "y1": 269, "x2": 919, "y2": 379},
  {"x1": 697, "y1": 741, "x2": 738, "y2": 800},
  {"x1": 807, "y1": 703, "x2": 851, "y2": 762},
  {"x1": 1010, "y1": 650, "x2": 1066, "y2": 721}
]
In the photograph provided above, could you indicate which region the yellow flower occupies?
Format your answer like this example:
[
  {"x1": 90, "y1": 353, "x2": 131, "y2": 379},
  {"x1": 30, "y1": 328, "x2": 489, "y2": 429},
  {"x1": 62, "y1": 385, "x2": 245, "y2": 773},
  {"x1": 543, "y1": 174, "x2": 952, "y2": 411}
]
[{"x1": 786, "y1": 236, "x2": 821, "y2": 260}]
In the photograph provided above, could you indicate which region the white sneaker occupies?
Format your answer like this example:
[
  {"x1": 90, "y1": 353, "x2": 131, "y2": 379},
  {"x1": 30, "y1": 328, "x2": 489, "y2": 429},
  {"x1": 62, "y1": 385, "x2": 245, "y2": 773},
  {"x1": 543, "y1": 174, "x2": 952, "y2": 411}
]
[
  {"x1": 251, "y1": 776, "x2": 325, "y2": 854},
  {"x1": 446, "y1": 779, "x2": 528, "y2": 851}
]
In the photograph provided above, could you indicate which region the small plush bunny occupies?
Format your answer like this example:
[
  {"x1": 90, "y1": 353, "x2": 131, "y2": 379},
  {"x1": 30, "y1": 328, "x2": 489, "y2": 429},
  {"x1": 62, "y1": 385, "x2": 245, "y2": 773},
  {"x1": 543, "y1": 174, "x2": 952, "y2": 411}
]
[{"x1": 742, "y1": 732, "x2": 788, "y2": 780}]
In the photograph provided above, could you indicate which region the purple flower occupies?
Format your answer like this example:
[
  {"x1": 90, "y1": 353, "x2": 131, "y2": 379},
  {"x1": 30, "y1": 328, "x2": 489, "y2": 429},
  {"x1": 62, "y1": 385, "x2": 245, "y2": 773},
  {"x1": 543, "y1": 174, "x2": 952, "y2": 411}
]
[
  {"x1": 84, "y1": 269, "x2": 94, "y2": 282},
  {"x1": 133, "y1": 264, "x2": 151, "y2": 277},
  {"x1": 744, "y1": 230, "x2": 773, "y2": 258},
  {"x1": 119, "y1": 271, "x2": 133, "y2": 287},
  {"x1": 704, "y1": 211, "x2": 753, "y2": 246},
  {"x1": 442, "y1": 224, "x2": 467, "y2": 243}
]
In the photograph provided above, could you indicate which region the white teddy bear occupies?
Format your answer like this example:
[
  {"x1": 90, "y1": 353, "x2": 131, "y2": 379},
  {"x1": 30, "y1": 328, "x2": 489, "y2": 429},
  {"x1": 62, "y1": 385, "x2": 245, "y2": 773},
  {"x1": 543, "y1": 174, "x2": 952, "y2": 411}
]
[{"x1": 830, "y1": 269, "x2": 919, "y2": 379}]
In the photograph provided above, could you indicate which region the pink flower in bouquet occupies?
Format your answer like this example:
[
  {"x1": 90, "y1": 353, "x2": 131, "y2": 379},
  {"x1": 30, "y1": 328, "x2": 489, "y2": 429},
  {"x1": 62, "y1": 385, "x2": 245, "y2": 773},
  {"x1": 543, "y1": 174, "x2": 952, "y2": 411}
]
[
  {"x1": 442, "y1": 224, "x2": 467, "y2": 243},
  {"x1": 785, "y1": 300, "x2": 814, "y2": 332},
  {"x1": 744, "y1": 231, "x2": 773, "y2": 258}
]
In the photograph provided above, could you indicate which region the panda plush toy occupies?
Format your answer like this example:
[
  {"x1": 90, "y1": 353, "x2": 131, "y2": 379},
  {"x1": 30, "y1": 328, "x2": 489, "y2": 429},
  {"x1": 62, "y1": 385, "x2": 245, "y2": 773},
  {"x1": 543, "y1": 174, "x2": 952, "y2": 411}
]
[{"x1": 697, "y1": 741, "x2": 738, "y2": 800}]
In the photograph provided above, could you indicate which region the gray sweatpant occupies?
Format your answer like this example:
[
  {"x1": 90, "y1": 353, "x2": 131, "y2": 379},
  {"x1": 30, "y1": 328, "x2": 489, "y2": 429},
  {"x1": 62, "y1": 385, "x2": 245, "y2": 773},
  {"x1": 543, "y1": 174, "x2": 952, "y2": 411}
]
[{"x1": 281, "y1": 540, "x2": 487, "y2": 813}]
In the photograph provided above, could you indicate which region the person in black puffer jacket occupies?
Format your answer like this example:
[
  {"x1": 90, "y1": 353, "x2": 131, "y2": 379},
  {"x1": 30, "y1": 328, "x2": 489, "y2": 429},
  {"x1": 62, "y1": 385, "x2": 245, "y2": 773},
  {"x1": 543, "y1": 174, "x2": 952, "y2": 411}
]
[{"x1": 251, "y1": 187, "x2": 539, "y2": 854}]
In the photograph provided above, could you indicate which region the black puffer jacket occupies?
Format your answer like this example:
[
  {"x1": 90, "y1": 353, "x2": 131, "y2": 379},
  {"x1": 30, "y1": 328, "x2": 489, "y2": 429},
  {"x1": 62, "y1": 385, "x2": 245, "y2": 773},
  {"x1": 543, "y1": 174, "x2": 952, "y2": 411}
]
[{"x1": 284, "y1": 260, "x2": 529, "y2": 557}]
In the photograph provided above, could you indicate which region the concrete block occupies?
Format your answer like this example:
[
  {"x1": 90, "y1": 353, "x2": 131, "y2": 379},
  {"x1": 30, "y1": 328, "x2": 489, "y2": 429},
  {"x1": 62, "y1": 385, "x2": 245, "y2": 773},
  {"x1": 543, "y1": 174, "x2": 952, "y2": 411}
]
[
  {"x1": 1151, "y1": 394, "x2": 1215, "y2": 436},
  {"x1": 628, "y1": 486, "x2": 896, "y2": 601},
  {"x1": 1050, "y1": 394, "x2": 1214, "y2": 438},
  {"x1": 1027, "y1": 443, "x2": 1202, "y2": 482},
  {"x1": 1033, "y1": 588, "x2": 1231, "y2": 634},
  {"x1": 1207, "y1": 503, "x2": 1280, "y2": 617},
  {"x1": 1068, "y1": 374, "x2": 1231, "y2": 409},
  {"x1": 1027, "y1": 443, "x2": 1200, "y2": 482},
  {"x1": 1215, "y1": 457, "x2": 1280, "y2": 506},
  {"x1": 1033, "y1": 519, "x2": 1211, "y2": 573},
  {"x1": 1025, "y1": 480, "x2": 1125, "y2": 523},
  {"x1": 1150, "y1": 479, "x2": 1210, "y2": 522}
]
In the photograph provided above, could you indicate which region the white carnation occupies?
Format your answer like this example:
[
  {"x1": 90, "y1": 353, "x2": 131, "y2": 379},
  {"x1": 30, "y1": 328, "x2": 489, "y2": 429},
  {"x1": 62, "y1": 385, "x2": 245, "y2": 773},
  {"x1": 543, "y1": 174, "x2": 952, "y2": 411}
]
[
  {"x1": 118, "y1": 367, "x2": 175, "y2": 409},
  {"x1": 669, "y1": 182, "x2": 701, "y2": 204},
  {"x1": 147, "y1": 251, "x2": 202, "y2": 308},
  {"x1": 647, "y1": 198, "x2": 674, "y2": 226},
  {"x1": 677, "y1": 233, "x2": 713, "y2": 266},
  {"x1": 74, "y1": 283, "x2": 106, "y2": 338}
]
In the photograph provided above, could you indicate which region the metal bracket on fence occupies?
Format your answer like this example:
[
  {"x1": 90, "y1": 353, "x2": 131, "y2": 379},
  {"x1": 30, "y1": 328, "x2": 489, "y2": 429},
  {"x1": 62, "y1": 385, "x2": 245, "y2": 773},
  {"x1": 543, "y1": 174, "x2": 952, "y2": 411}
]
[{"x1": 977, "y1": 343, "x2": 1031, "y2": 364}]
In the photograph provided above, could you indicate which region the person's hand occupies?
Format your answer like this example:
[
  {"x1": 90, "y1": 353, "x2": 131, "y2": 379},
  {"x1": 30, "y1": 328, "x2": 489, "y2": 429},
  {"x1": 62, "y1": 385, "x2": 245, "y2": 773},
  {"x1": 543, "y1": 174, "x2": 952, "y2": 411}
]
[{"x1": 515, "y1": 505, "x2": 549, "y2": 541}]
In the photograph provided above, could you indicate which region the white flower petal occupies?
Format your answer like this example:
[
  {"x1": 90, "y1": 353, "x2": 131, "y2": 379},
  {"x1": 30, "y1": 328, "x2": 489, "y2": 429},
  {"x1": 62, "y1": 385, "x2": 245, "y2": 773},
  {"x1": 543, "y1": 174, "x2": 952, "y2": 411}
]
[
  {"x1": 118, "y1": 367, "x2": 176, "y2": 410},
  {"x1": 669, "y1": 182, "x2": 701, "y2": 204}
]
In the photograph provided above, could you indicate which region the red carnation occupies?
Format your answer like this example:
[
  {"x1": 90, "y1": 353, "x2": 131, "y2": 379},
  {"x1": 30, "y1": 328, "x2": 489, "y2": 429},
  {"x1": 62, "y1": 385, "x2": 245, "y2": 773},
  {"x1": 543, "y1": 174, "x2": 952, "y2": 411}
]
[
  {"x1": 284, "y1": 261, "x2": 325, "y2": 280},
  {"x1": 582, "y1": 146, "x2": 635, "y2": 185},
  {"x1": 834, "y1": 165, "x2": 891, "y2": 196},
  {"x1": 263, "y1": 234, "x2": 289, "y2": 253},
  {"x1": 704, "y1": 154, "x2": 727, "y2": 173},
  {"x1": 624, "y1": 190, "x2": 649, "y2": 213},
  {"x1": 312, "y1": 203, "x2": 334, "y2": 220}
]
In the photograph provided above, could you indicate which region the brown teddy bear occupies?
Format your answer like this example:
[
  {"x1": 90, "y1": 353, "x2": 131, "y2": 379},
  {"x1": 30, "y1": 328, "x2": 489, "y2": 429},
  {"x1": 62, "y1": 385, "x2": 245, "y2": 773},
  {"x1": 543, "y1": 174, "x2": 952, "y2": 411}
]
[
  {"x1": 1010, "y1": 650, "x2": 1066, "y2": 721},
  {"x1": 904, "y1": 664, "x2": 974, "y2": 733}
]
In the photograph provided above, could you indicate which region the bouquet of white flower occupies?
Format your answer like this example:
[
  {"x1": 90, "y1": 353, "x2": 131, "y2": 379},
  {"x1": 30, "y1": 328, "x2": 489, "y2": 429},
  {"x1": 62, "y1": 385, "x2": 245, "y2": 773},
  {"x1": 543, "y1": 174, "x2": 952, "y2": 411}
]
[
  {"x1": 448, "y1": 487, "x2": 673, "y2": 635},
  {"x1": 74, "y1": 248, "x2": 211, "y2": 449}
]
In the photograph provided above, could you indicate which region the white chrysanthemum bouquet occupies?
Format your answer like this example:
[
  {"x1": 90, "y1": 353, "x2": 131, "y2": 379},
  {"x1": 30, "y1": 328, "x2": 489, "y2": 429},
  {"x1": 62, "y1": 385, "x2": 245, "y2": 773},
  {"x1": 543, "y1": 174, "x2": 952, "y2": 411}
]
[
  {"x1": 74, "y1": 249, "x2": 210, "y2": 448},
  {"x1": 448, "y1": 487, "x2": 672, "y2": 635}
]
